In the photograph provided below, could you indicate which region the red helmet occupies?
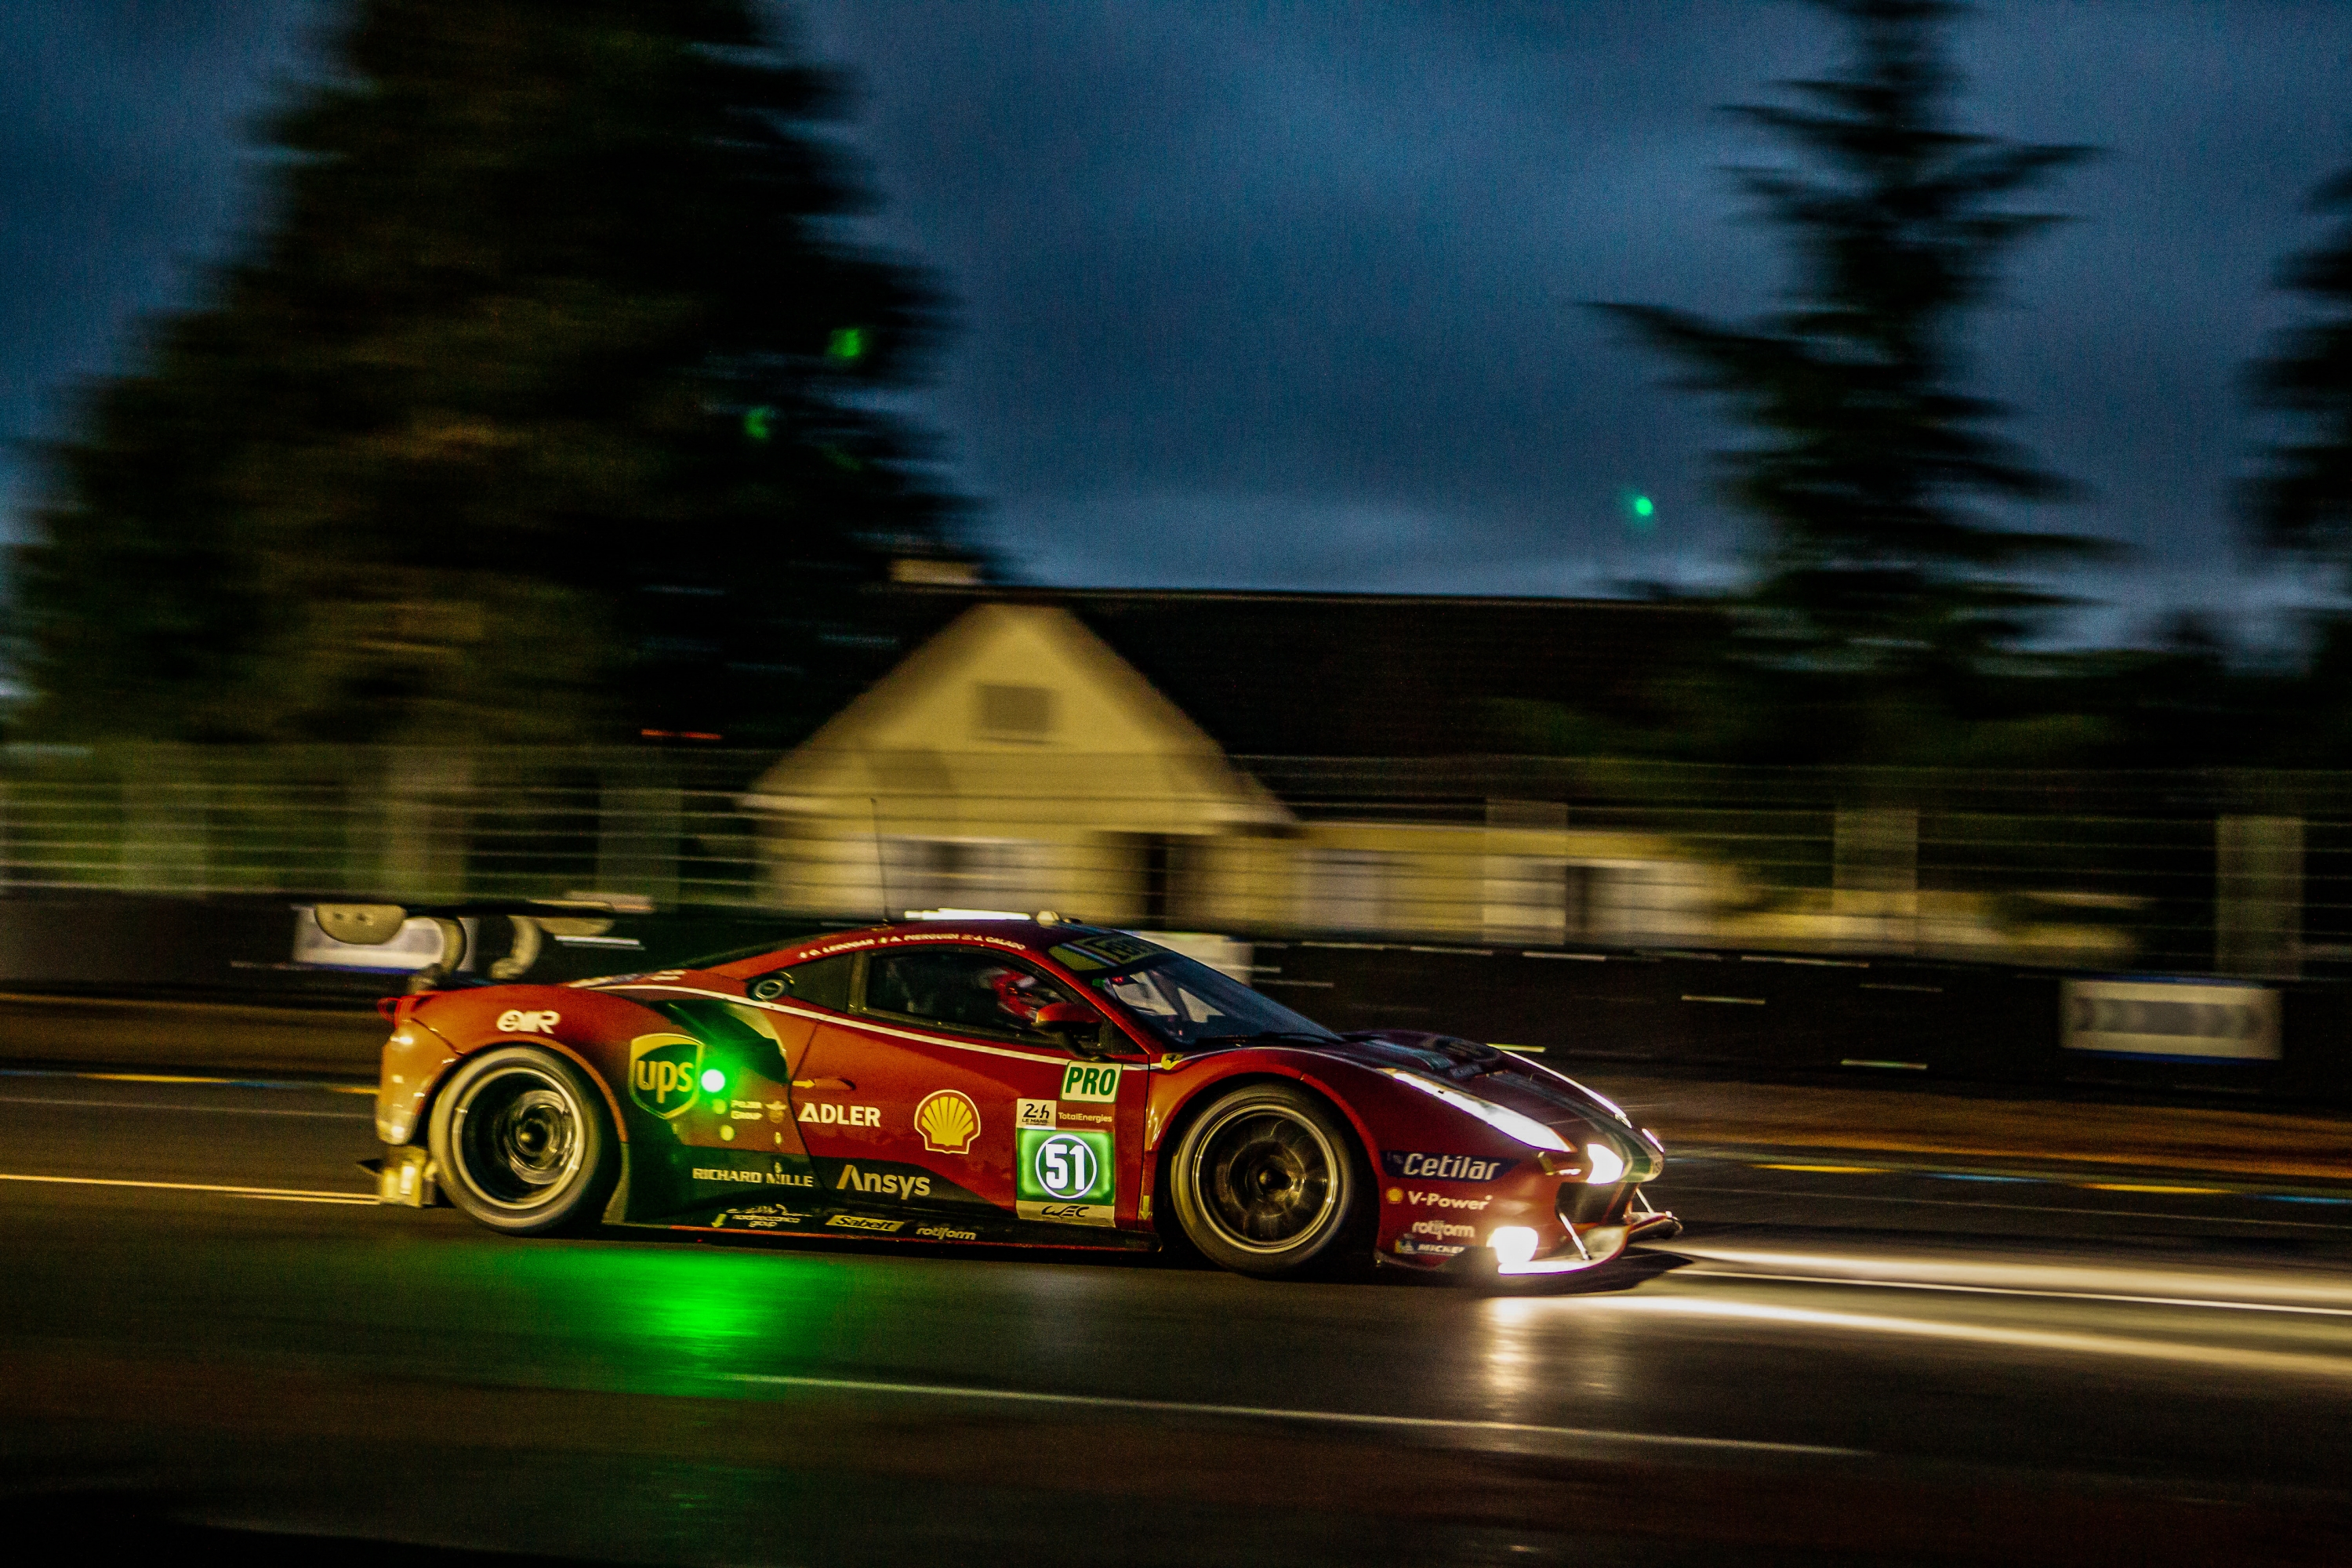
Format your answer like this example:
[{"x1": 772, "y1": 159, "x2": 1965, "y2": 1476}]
[{"x1": 987, "y1": 966, "x2": 1045, "y2": 1025}]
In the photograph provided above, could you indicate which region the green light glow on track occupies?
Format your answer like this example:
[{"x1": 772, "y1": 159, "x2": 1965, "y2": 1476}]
[
  {"x1": 699, "y1": 1068, "x2": 726, "y2": 1094},
  {"x1": 826, "y1": 326, "x2": 866, "y2": 361}
]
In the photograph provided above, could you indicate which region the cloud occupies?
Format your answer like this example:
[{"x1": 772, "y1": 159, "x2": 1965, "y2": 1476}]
[
  {"x1": 797, "y1": 0, "x2": 2352, "y2": 622},
  {"x1": 0, "y1": 1, "x2": 323, "y2": 491},
  {"x1": 7, "y1": 0, "x2": 2352, "y2": 642}
]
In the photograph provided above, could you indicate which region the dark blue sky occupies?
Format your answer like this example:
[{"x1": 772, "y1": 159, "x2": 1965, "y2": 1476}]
[{"x1": 7, "y1": 2, "x2": 2352, "y2": 641}]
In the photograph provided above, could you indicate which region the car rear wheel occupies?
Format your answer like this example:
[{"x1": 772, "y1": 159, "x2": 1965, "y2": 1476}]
[
  {"x1": 1169, "y1": 1083, "x2": 1365, "y2": 1277},
  {"x1": 429, "y1": 1045, "x2": 617, "y2": 1236}
]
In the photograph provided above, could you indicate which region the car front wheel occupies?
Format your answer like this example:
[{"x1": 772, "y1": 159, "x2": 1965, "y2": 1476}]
[
  {"x1": 1168, "y1": 1083, "x2": 1365, "y2": 1277},
  {"x1": 428, "y1": 1045, "x2": 617, "y2": 1236}
]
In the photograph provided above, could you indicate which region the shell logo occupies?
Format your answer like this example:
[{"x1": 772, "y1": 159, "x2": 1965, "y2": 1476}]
[{"x1": 913, "y1": 1089, "x2": 982, "y2": 1154}]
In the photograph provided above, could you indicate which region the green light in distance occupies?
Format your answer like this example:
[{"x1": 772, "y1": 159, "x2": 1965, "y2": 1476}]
[
  {"x1": 1622, "y1": 489, "x2": 1657, "y2": 533},
  {"x1": 826, "y1": 326, "x2": 866, "y2": 361},
  {"x1": 742, "y1": 406, "x2": 775, "y2": 442},
  {"x1": 699, "y1": 1067, "x2": 726, "y2": 1094}
]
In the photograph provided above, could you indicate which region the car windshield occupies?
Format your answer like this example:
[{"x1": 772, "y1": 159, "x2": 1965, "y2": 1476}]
[{"x1": 1072, "y1": 953, "x2": 1338, "y2": 1049}]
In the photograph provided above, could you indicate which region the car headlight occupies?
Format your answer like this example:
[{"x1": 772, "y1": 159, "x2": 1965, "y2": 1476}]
[
  {"x1": 1583, "y1": 1142, "x2": 1626, "y2": 1185},
  {"x1": 1378, "y1": 1070, "x2": 1570, "y2": 1153},
  {"x1": 1488, "y1": 1226, "x2": 1539, "y2": 1266}
]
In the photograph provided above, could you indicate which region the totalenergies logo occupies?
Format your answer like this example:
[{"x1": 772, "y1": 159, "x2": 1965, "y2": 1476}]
[{"x1": 628, "y1": 1033, "x2": 704, "y2": 1120}]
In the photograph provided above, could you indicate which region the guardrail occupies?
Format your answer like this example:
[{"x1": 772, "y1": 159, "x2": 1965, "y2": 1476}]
[
  {"x1": 2, "y1": 897, "x2": 2344, "y2": 1105},
  {"x1": 0, "y1": 746, "x2": 2341, "y2": 980}
]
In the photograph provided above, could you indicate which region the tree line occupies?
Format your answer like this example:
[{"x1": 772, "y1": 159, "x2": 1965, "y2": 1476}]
[
  {"x1": 11, "y1": 0, "x2": 2352, "y2": 765},
  {"x1": 1584, "y1": 0, "x2": 2352, "y2": 767}
]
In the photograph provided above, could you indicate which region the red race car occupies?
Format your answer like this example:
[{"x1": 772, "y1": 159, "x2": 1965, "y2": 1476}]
[{"x1": 368, "y1": 913, "x2": 1675, "y2": 1279}]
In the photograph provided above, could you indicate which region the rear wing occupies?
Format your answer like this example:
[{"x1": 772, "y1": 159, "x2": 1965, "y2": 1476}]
[{"x1": 312, "y1": 900, "x2": 621, "y2": 993}]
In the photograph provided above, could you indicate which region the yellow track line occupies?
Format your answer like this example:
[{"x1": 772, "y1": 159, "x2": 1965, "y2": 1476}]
[
  {"x1": 0, "y1": 1172, "x2": 375, "y2": 1204},
  {"x1": 77, "y1": 1072, "x2": 376, "y2": 1094}
]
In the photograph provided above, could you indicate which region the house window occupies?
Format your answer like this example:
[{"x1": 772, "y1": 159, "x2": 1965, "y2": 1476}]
[
  {"x1": 880, "y1": 837, "x2": 1054, "y2": 913},
  {"x1": 1126, "y1": 833, "x2": 1200, "y2": 927},
  {"x1": 975, "y1": 683, "x2": 1054, "y2": 742},
  {"x1": 1298, "y1": 849, "x2": 1399, "y2": 935}
]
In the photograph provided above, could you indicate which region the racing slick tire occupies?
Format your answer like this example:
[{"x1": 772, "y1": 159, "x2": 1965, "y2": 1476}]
[
  {"x1": 429, "y1": 1045, "x2": 619, "y2": 1236},
  {"x1": 1168, "y1": 1082, "x2": 1367, "y2": 1278}
]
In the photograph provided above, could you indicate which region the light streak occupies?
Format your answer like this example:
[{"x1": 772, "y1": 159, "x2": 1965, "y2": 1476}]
[
  {"x1": 1563, "y1": 1294, "x2": 2352, "y2": 1381},
  {"x1": 1666, "y1": 1181, "x2": 2352, "y2": 1229},
  {"x1": 1678, "y1": 1269, "x2": 2352, "y2": 1319},
  {"x1": 1668, "y1": 1245, "x2": 2352, "y2": 1308}
]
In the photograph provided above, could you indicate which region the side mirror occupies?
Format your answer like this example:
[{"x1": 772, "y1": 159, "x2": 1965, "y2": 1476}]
[{"x1": 1029, "y1": 1000, "x2": 1113, "y2": 1055}]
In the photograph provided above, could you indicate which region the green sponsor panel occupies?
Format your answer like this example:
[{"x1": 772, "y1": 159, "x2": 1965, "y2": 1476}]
[{"x1": 1017, "y1": 1127, "x2": 1114, "y2": 1204}]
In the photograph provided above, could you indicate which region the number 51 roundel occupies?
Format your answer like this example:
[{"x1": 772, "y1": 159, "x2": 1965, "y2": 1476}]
[{"x1": 1016, "y1": 1127, "x2": 1113, "y2": 1226}]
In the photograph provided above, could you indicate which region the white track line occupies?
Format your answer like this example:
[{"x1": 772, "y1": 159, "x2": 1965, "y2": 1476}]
[
  {"x1": 0, "y1": 1093, "x2": 371, "y2": 1119},
  {"x1": 0, "y1": 1172, "x2": 375, "y2": 1204},
  {"x1": 728, "y1": 1373, "x2": 1860, "y2": 1455}
]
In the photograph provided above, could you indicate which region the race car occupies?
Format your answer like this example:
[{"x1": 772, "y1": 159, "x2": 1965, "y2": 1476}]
[{"x1": 364, "y1": 910, "x2": 1675, "y2": 1279}]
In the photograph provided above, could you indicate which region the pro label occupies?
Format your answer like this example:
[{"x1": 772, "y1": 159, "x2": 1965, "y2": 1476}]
[{"x1": 1059, "y1": 1062, "x2": 1120, "y2": 1103}]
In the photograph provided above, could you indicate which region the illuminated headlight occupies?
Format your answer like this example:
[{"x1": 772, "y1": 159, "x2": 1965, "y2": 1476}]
[
  {"x1": 1378, "y1": 1070, "x2": 1570, "y2": 1152},
  {"x1": 1488, "y1": 1226, "x2": 1539, "y2": 1267},
  {"x1": 1584, "y1": 1142, "x2": 1627, "y2": 1185}
]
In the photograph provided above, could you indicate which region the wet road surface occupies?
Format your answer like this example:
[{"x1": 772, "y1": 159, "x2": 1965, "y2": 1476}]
[{"x1": 3, "y1": 1071, "x2": 2350, "y2": 1565}]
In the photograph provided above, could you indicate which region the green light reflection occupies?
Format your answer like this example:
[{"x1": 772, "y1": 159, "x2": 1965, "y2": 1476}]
[{"x1": 309, "y1": 1238, "x2": 875, "y2": 1399}]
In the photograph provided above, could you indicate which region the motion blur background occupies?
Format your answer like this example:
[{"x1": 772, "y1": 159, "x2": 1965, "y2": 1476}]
[
  {"x1": 6, "y1": 6, "x2": 2352, "y2": 1564},
  {"x1": 3, "y1": 1, "x2": 2352, "y2": 989}
]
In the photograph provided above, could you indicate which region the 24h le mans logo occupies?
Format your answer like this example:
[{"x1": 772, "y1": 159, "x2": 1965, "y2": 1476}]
[{"x1": 627, "y1": 1033, "x2": 704, "y2": 1120}]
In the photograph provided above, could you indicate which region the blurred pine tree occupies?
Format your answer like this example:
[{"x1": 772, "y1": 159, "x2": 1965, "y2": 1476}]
[
  {"x1": 2252, "y1": 165, "x2": 2352, "y2": 575},
  {"x1": 1599, "y1": 0, "x2": 2103, "y2": 761},
  {"x1": 15, "y1": 0, "x2": 965, "y2": 747}
]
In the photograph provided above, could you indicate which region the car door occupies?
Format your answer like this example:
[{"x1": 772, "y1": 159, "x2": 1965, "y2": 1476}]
[{"x1": 794, "y1": 941, "x2": 1149, "y2": 1237}]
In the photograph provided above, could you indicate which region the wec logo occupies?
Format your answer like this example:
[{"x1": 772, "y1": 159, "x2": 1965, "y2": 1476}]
[
  {"x1": 497, "y1": 1008, "x2": 560, "y2": 1035},
  {"x1": 627, "y1": 1034, "x2": 703, "y2": 1120}
]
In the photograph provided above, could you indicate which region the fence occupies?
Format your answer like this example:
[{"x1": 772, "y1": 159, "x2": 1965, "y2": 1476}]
[{"x1": 0, "y1": 745, "x2": 2340, "y2": 980}]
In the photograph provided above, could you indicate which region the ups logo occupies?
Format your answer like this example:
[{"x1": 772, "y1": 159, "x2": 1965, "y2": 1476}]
[{"x1": 628, "y1": 1033, "x2": 704, "y2": 1120}]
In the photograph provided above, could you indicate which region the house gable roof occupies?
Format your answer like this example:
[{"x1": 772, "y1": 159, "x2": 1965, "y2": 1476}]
[
  {"x1": 845, "y1": 586, "x2": 1719, "y2": 758},
  {"x1": 753, "y1": 602, "x2": 1290, "y2": 830}
]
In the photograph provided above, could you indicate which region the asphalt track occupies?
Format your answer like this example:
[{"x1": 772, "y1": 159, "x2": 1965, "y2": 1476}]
[{"x1": 5, "y1": 1071, "x2": 2352, "y2": 1566}]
